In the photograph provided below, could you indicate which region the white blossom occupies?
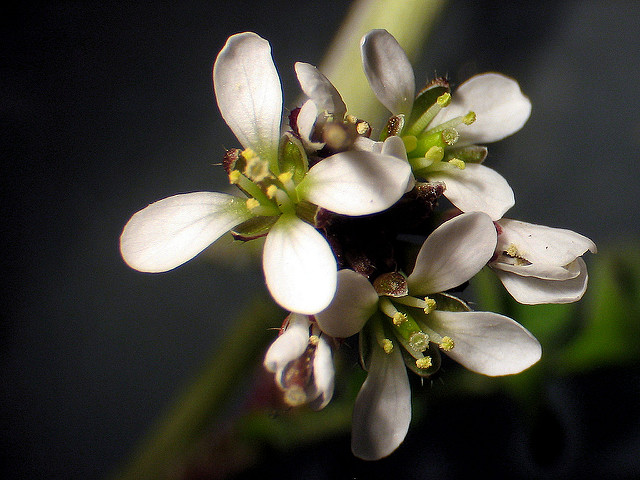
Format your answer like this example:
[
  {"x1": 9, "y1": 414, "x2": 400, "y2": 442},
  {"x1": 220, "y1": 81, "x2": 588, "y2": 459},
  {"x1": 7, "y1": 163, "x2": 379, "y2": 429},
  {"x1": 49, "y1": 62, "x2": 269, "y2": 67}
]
[
  {"x1": 490, "y1": 218, "x2": 597, "y2": 304},
  {"x1": 316, "y1": 212, "x2": 541, "y2": 459},
  {"x1": 360, "y1": 29, "x2": 532, "y2": 220},
  {"x1": 120, "y1": 32, "x2": 412, "y2": 315},
  {"x1": 264, "y1": 313, "x2": 335, "y2": 410}
]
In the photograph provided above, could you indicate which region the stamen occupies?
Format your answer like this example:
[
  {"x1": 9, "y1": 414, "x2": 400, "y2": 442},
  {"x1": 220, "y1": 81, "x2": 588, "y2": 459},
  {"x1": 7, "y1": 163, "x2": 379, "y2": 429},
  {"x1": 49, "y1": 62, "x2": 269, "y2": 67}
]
[
  {"x1": 426, "y1": 146, "x2": 444, "y2": 162},
  {"x1": 372, "y1": 315, "x2": 393, "y2": 354},
  {"x1": 392, "y1": 295, "x2": 437, "y2": 314},
  {"x1": 266, "y1": 184, "x2": 278, "y2": 199},
  {"x1": 416, "y1": 356, "x2": 433, "y2": 369},
  {"x1": 424, "y1": 111, "x2": 475, "y2": 135},
  {"x1": 229, "y1": 170, "x2": 279, "y2": 215},
  {"x1": 448, "y1": 158, "x2": 466, "y2": 170},
  {"x1": 277, "y1": 171, "x2": 299, "y2": 203},
  {"x1": 462, "y1": 111, "x2": 476, "y2": 125},
  {"x1": 407, "y1": 92, "x2": 451, "y2": 136},
  {"x1": 440, "y1": 336, "x2": 454, "y2": 351},
  {"x1": 245, "y1": 198, "x2": 260, "y2": 210},
  {"x1": 393, "y1": 312, "x2": 408, "y2": 326},
  {"x1": 423, "y1": 297, "x2": 436, "y2": 314},
  {"x1": 402, "y1": 135, "x2": 418, "y2": 153}
]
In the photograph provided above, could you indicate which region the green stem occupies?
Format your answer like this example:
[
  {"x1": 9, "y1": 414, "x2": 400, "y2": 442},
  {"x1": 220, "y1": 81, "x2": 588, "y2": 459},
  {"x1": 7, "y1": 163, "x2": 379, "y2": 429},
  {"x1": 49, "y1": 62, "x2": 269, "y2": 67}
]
[
  {"x1": 108, "y1": 294, "x2": 284, "y2": 480},
  {"x1": 318, "y1": 0, "x2": 448, "y2": 125}
]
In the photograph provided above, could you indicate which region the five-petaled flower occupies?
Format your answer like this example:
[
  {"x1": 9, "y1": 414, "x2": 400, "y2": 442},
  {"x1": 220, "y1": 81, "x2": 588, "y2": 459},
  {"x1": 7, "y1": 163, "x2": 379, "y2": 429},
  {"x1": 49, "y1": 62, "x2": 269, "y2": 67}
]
[{"x1": 119, "y1": 32, "x2": 412, "y2": 314}]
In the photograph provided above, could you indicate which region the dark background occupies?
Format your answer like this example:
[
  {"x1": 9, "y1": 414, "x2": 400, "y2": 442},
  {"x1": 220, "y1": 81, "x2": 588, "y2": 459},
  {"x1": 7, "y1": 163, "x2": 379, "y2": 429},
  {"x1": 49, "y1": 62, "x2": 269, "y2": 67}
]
[{"x1": 2, "y1": 1, "x2": 639, "y2": 479}]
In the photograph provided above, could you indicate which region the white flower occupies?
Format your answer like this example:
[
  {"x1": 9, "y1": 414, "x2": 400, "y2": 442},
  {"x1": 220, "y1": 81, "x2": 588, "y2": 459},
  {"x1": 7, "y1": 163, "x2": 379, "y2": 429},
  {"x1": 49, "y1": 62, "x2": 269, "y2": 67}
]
[
  {"x1": 294, "y1": 62, "x2": 347, "y2": 152},
  {"x1": 263, "y1": 313, "x2": 335, "y2": 410},
  {"x1": 360, "y1": 29, "x2": 532, "y2": 220},
  {"x1": 490, "y1": 218, "x2": 597, "y2": 304},
  {"x1": 120, "y1": 32, "x2": 412, "y2": 315},
  {"x1": 315, "y1": 212, "x2": 541, "y2": 460}
]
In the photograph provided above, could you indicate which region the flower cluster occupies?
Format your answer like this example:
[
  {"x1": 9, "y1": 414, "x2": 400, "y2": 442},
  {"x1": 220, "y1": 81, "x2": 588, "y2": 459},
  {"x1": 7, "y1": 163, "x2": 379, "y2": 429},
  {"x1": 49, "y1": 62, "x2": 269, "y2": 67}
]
[{"x1": 120, "y1": 30, "x2": 595, "y2": 460}]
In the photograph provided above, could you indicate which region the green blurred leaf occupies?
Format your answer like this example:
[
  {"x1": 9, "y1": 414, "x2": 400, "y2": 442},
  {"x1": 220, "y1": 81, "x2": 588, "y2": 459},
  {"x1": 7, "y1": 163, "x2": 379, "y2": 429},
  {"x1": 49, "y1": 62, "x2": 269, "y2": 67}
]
[{"x1": 558, "y1": 246, "x2": 640, "y2": 373}]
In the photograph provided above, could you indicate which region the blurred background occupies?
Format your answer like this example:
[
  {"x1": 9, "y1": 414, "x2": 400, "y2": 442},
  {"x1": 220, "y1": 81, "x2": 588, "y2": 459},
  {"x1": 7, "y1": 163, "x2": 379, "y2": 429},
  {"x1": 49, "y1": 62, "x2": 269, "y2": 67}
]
[{"x1": 2, "y1": 1, "x2": 639, "y2": 479}]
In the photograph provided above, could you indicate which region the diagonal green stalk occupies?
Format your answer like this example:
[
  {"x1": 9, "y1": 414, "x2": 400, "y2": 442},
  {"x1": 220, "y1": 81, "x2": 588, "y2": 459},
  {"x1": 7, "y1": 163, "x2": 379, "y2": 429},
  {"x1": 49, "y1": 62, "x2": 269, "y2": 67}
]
[
  {"x1": 319, "y1": 0, "x2": 448, "y2": 125},
  {"x1": 108, "y1": 294, "x2": 284, "y2": 480}
]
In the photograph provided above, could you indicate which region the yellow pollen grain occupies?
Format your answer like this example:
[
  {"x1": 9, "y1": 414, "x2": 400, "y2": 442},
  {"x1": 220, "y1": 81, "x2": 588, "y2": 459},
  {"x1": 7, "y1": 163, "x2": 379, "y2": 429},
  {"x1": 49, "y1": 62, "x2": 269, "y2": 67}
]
[
  {"x1": 241, "y1": 148, "x2": 257, "y2": 160},
  {"x1": 425, "y1": 145, "x2": 444, "y2": 162},
  {"x1": 245, "y1": 198, "x2": 260, "y2": 210},
  {"x1": 463, "y1": 111, "x2": 476, "y2": 125},
  {"x1": 436, "y1": 92, "x2": 451, "y2": 107},
  {"x1": 266, "y1": 184, "x2": 278, "y2": 199},
  {"x1": 392, "y1": 312, "x2": 408, "y2": 326},
  {"x1": 308, "y1": 335, "x2": 320, "y2": 346},
  {"x1": 416, "y1": 356, "x2": 432, "y2": 369},
  {"x1": 278, "y1": 171, "x2": 293, "y2": 184},
  {"x1": 228, "y1": 170, "x2": 241, "y2": 184},
  {"x1": 423, "y1": 297, "x2": 436, "y2": 314},
  {"x1": 402, "y1": 135, "x2": 417, "y2": 153},
  {"x1": 505, "y1": 243, "x2": 520, "y2": 257},
  {"x1": 382, "y1": 338, "x2": 394, "y2": 354},
  {"x1": 448, "y1": 158, "x2": 466, "y2": 170},
  {"x1": 440, "y1": 336, "x2": 454, "y2": 351}
]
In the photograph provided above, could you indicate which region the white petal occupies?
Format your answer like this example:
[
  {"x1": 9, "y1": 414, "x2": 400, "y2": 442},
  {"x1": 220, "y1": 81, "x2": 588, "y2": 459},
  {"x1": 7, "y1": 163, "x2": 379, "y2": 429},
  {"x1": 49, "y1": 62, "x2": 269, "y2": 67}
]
[
  {"x1": 297, "y1": 150, "x2": 412, "y2": 216},
  {"x1": 428, "y1": 163, "x2": 515, "y2": 220},
  {"x1": 297, "y1": 99, "x2": 325, "y2": 151},
  {"x1": 351, "y1": 343, "x2": 411, "y2": 460},
  {"x1": 263, "y1": 214, "x2": 337, "y2": 314},
  {"x1": 492, "y1": 260, "x2": 580, "y2": 281},
  {"x1": 120, "y1": 192, "x2": 251, "y2": 273},
  {"x1": 494, "y1": 257, "x2": 589, "y2": 305},
  {"x1": 352, "y1": 136, "x2": 382, "y2": 153},
  {"x1": 263, "y1": 313, "x2": 311, "y2": 372},
  {"x1": 308, "y1": 334, "x2": 335, "y2": 410},
  {"x1": 315, "y1": 269, "x2": 378, "y2": 338},
  {"x1": 213, "y1": 32, "x2": 282, "y2": 166},
  {"x1": 407, "y1": 212, "x2": 497, "y2": 295},
  {"x1": 295, "y1": 62, "x2": 346, "y2": 118},
  {"x1": 360, "y1": 29, "x2": 415, "y2": 116},
  {"x1": 496, "y1": 218, "x2": 597, "y2": 266},
  {"x1": 381, "y1": 135, "x2": 415, "y2": 192},
  {"x1": 432, "y1": 73, "x2": 531, "y2": 145},
  {"x1": 428, "y1": 310, "x2": 542, "y2": 376}
]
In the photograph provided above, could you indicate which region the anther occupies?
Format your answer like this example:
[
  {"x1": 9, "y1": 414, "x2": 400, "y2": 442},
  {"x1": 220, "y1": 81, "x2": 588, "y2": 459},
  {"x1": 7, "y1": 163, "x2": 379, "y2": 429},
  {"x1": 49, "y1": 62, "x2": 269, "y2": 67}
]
[
  {"x1": 440, "y1": 336, "x2": 454, "y2": 351},
  {"x1": 436, "y1": 92, "x2": 451, "y2": 107},
  {"x1": 382, "y1": 338, "x2": 394, "y2": 354},
  {"x1": 416, "y1": 356, "x2": 433, "y2": 369},
  {"x1": 448, "y1": 158, "x2": 466, "y2": 169},
  {"x1": 393, "y1": 312, "x2": 408, "y2": 326},
  {"x1": 402, "y1": 135, "x2": 418, "y2": 153},
  {"x1": 425, "y1": 146, "x2": 444, "y2": 162},
  {"x1": 246, "y1": 198, "x2": 260, "y2": 210},
  {"x1": 423, "y1": 297, "x2": 436, "y2": 314},
  {"x1": 228, "y1": 170, "x2": 241, "y2": 184},
  {"x1": 463, "y1": 111, "x2": 476, "y2": 125},
  {"x1": 266, "y1": 184, "x2": 278, "y2": 199}
]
